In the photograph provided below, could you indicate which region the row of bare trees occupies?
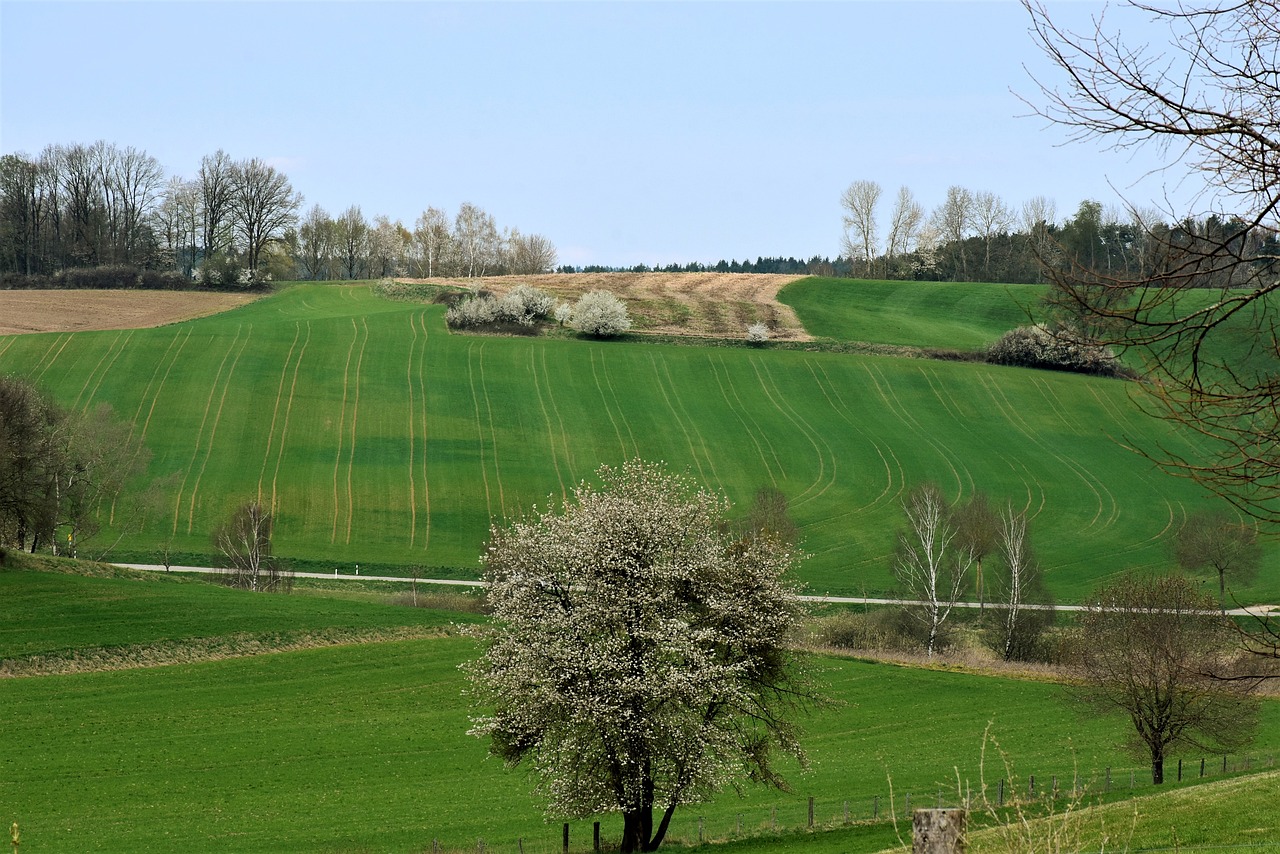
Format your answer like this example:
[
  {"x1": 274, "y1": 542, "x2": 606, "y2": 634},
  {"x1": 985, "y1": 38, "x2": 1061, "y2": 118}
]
[
  {"x1": 1, "y1": 142, "x2": 558, "y2": 286},
  {"x1": 293, "y1": 201, "x2": 557, "y2": 282}
]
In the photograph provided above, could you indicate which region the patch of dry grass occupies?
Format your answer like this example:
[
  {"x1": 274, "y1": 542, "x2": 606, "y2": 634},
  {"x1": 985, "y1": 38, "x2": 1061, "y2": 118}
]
[
  {"x1": 398, "y1": 272, "x2": 811, "y2": 340},
  {"x1": 0, "y1": 289, "x2": 258, "y2": 335}
]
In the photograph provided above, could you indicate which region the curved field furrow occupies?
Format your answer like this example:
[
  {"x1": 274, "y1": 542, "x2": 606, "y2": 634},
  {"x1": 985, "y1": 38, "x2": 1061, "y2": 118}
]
[
  {"x1": 864, "y1": 363, "x2": 967, "y2": 499},
  {"x1": 753, "y1": 358, "x2": 837, "y2": 508},
  {"x1": 478, "y1": 345, "x2": 506, "y2": 519},
  {"x1": 343, "y1": 318, "x2": 369, "y2": 545},
  {"x1": 806, "y1": 360, "x2": 898, "y2": 513},
  {"x1": 0, "y1": 337, "x2": 14, "y2": 360},
  {"x1": 1032, "y1": 377, "x2": 1123, "y2": 531},
  {"x1": 34, "y1": 334, "x2": 72, "y2": 382},
  {"x1": 331, "y1": 319, "x2": 361, "y2": 544},
  {"x1": 171, "y1": 328, "x2": 242, "y2": 535},
  {"x1": 466, "y1": 343, "x2": 494, "y2": 521},
  {"x1": 648, "y1": 354, "x2": 710, "y2": 485},
  {"x1": 707, "y1": 355, "x2": 778, "y2": 486},
  {"x1": 977, "y1": 373, "x2": 1110, "y2": 531},
  {"x1": 269, "y1": 321, "x2": 310, "y2": 516},
  {"x1": 746, "y1": 357, "x2": 826, "y2": 506},
  {"x1": 185, "y1": 326, "x2": 252, "y2": 533},
  {"x1": 257, "y1": 323, "x2": 303, "y2": 505},
  {"x1": 414, "y1": 311, "x2": 431, "y2": 552},
  {"x1": 129, "y1": 329, "x2": 187, "y2": 435},
  {"x1": 73, "y1": 330, "x2": 130, "y2": 413},
  {"x1": 530, "y1": 348, "x2": 568, "y2": 501},
  {"x1": 541, "y1": 349, "x2": 577, "y2": 487},
  {"x1": 715, "y1": 354, "x2": 787, "y2": 482},
  {"x1": 659, "y1": 357, "x2": 723, "y2": 492},
  {"x1": 589, "y1": 349, "x2": 633, "y2": 461}
]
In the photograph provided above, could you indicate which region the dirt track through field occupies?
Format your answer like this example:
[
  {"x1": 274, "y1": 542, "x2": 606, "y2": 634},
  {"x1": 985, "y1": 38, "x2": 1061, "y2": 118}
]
[{"x1": 0, "y1": 290, "x2": 257, "y2": 335}]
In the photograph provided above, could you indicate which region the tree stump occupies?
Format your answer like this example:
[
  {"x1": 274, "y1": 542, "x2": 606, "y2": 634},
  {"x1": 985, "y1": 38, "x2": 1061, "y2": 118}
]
[{"x1": 913, "y1": 809, "x2": 966, "y2": 853}]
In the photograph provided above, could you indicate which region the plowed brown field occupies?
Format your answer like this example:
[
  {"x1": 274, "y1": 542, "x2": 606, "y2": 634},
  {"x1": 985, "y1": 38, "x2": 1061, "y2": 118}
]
[
  {"x1": 0, "y1": 290, "x2": 258, "y2": 335},
  {"x1": 400, "y1": 272, "x2": 812, "y2": 340}
]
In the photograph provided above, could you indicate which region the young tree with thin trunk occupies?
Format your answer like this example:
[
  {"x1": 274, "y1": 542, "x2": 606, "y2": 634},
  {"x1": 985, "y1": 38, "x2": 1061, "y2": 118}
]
[
  {"x1": 464, "y1": 460, "x2": 817, "y2": 854},
  {"x1": 212, "y1": 501, "x2": 289, "y2": 592},
  {"x1": 1173, "y1": 509, "x2": 1260, "y2": 609},
  {"x1": 987, "y1": 504, "x2": 1053, "y2": 661},
  {"x1": 1075, "y1": 574, "x2": 1260, "y2": 785},
  {"x1": 893, "y1": 483, "x2": 973, "y2": 657},
  {"x1": 951, "y1": 491, "x2": 999, "y2": 610},
  {"x1": 884, "y1": 185, "x2": 924, "y2": 274}
]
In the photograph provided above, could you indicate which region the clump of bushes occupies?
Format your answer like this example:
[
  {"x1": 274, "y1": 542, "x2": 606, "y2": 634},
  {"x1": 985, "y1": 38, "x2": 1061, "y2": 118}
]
[
  {"x1": 986, "y1": 324, "x2": 1125, "y2": 376},
  {"x1": 746, "y1": 322, "x2": 771, "y2": 345},
  {"x1": 570, "y1": 290, "x2": 631, "y2": 337},
  {"x1": 810, "y1": 608, "x2": 921, "y2": 653},
  {"x1": 445, "y1": 284, "x2": 554, "y2": 330}
]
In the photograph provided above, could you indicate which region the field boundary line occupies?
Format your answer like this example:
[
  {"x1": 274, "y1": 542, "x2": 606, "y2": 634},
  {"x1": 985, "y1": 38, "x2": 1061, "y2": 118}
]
[
  {"x1": 172, "y1": 328, "x2": 242, "y2": 535},
  {"x1": 344, "y1": 317, "x2": 368, "y2": 544},
  {"x1": 708, "y1": 354, "x2": 779, "y2": 486},
  {"x1": 331, "y1": 319, "x2": 360, "y2": 543},
  {"x1": 530, "y1": 348, "x2": 568, "y2": 501},
  {"x1": 257, "y1": 322, "x2": 302, "y2": 505},
  {"x1": 186, "y1": 326, "x2": 252, "y2": 532}
]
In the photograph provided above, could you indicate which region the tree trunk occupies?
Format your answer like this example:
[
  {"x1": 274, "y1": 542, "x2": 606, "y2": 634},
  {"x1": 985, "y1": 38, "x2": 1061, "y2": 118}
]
[
  {"x1": 1152, "y1": 751, "x2": 1164, "y2": 785},
  {"x1": 620, "y1": 806, "x2": 653, "y2": 854}
]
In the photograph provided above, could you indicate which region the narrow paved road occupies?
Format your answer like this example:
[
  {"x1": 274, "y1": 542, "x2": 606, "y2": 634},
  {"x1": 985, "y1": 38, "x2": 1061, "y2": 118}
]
[{"x1": 115, "y1": 564, "x2": 1280, "y2": 617}]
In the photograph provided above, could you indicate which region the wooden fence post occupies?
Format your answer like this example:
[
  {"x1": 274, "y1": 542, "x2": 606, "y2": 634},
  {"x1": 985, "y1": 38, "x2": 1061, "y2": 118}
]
[
  {"x1": 912, "y1": 808, "x2": 966, "y2": 853},
  {"x1": 997, "y1": 779, "x2": 1004, "y2": 807},
  {"x1": 874, "y1": 795, "x2": 879, "y2": 819},
  {"x1": 562, "y1": 822, "x2": 569, "y2": 854},
  {"x1": 593, "y1": 821, "x2": 600, "y2": 852},
  {"x1": 808, "y1": 796, "x2": 814, "y2": 828}
]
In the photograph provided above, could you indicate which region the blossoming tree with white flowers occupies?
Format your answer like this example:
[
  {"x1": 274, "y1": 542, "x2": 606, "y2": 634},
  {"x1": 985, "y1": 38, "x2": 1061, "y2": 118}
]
[{"x1": 464, "y1": 460, "x2": 816, "y2": 853}]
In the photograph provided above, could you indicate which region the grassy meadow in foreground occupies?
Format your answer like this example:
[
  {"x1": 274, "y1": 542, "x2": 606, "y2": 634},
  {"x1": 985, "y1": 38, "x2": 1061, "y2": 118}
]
[
  {"x1": 6, "y1": 568, "x2": 1279, "y2": 853},
  {"x1": 0, "y1": 280, "x2": 1271, "y2": 602}
]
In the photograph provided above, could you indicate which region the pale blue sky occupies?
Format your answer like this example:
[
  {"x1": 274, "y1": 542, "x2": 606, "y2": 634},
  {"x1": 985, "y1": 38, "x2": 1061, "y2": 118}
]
[{"x1": 1, "y1": 1, "x2": 1184, "y2": 267}]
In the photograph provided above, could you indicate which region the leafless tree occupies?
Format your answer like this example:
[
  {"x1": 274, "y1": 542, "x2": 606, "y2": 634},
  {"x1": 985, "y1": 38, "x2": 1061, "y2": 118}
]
[
  {"x1": 931, "y1": 186, "x2": 975, "y2": 278},
  {"x1": 973, "y1": 190, "x2": 1014, "y2": 279},
  {"x1": 198, "y1": 149, "x2": 236, "y2": 262},
  {"x1": 154, "y1": 176, "x2": 200, "y2": 276},
  {"x1": 840, "y1": 179, "x2": 882, "y2": 277},
  {"x1": 454, "y1": 202, "x2": 499, "y2": 278},
  {"x1": 229, "y1": 157, "x2": 302, "y2": 277},
  {"x1": 503, "y1": 227, "x2": 559, "y2": 274},
  {"x1": 1075, "y1": 574, "x2": 1260, "y2": 784},
  {"x1": 296, "y1": 204, "x2": 336, "y2": 281},
  {"x1": 893, "y1": 483, "x2": 973, "y2": 657},
  {"x1": 412, "y1": 206, "x2": 451, "y2": 277},
  {"x1": 367, "y1": 214, "x2": 408, "y2": 278},
  {"x1": 1173, "y1": 509, "x2": 1260, "y2": 609},
  {"x1": 335, "y1": 205, "x2": 368, "y2": 280},
  {"x1": 885, "y1": 185, "x2": 924, "y2": 271},
  {"x1": 988, "y1": 504, "x2": 1052, "y2": 661},
  {"x1": 213, "y1": 501, "x2": 290, "y2": 592},
  {"x1": 951, "y1": 491, "x2": 1000, "y2": 610},
  {"x1": 1022, "y1": 0, "x2": 1280, "y2": 527}
]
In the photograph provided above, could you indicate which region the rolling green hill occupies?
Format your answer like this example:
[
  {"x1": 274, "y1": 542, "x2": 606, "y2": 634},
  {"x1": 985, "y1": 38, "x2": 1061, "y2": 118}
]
[{"x1": 0, "y1": 281, "x2": 1271, "y2": 602}]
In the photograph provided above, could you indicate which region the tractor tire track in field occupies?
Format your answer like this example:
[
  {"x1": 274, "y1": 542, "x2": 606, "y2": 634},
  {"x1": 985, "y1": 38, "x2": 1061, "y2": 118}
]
[
  {"x1": 749, "y1": 357, "x2": 836, "y2": 508},
  {"x1": 540, "y1": 349, "x2": 577, "y2": 485},
  {"x1": 344, "y1": 318, "x2": 369, "y2": 544},
  {"x1": 0, "y1": 336, "x2": 14, "y2": 361},
  {"x1": 466, "y1": 343, "x2": 496, "y2": 522},
  {"x1": 33, "y1": 334, "x2": 72, "y2": 382},
  {"x1": 806, "y1": 360, "x2": 899, "y2": 513},
  {"x1": 1032, "y1": 377, "x2": 1123, "y2": 531},
  {"x1": 172, "y1": 326, "x2": 250, "y2": 535},
  {"x1": 977, "y1": 373, "x2": 1111, "y2": 531},
  {"x1": 71, "y1": 330, "x2": 130, "y2": 413},
  {"x1": 414, "y1": 311, "x2": 432, "y2": 551},
  {"x1": 709, "y1": 354, "x2": 780, "y2": 486},
  {"x1": 478, "y1": 344, "x2": 507, "y2": 519},
  {"x1": 660, "y1": 356, "x2": 723, "y2": 490},
  {"x1": 331, "y1": 320, "x2": 361, "y2": 543},
  {"x1": 530, "y1": 349, "x2": 568, "y2": 501},
  {"x1": 591, "y1": 349, "x2": 638, "y2": 459},
  {"x1": 648, "y1": 354, "x2": 712, "y2": 487},
  {"x1": 258, "y1": 322, "x2": 309, "y2": 515},
  {"x1": 406, "y1": 313, "x2": 424, "y2": 548},
  {"x1": 861, "y1": 363, "x2": 968, "y2": 501}
]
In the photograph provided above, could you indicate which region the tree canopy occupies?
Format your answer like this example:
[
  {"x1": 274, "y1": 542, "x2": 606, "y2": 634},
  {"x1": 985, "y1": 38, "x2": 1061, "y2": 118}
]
[{"x1": 463, "y1": 460, "x2": 816, "y2": 853}]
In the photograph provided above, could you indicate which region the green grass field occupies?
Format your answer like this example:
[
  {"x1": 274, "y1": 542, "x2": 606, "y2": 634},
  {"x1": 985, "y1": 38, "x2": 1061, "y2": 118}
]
[
  {"x1": 776, "y1": 278, "x2": 1045, "y2": 349},
  {"x1": 0, "y1": 280, "x2": 1274, "y2": 603},
  {"x1": 5, "y1": 568, "x2": 1279, "y2": 852}
]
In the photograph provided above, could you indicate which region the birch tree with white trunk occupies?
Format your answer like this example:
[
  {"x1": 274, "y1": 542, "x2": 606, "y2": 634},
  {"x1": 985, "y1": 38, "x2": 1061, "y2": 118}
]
[
  {"x1": 840, "y1": 179, "x2": 881, "y2": 277},
  {"x1": 893, "y1": 483, "x2": 973, "y2": 657}
]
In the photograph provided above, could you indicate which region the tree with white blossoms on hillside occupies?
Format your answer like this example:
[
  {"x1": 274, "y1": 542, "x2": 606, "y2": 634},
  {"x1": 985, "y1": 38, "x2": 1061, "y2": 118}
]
[{"x1": 463, "y1": 460, "x2": 818, "y2": 853}]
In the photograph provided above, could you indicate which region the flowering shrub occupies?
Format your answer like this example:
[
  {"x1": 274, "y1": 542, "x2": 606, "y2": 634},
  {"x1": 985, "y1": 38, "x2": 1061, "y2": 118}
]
[
  {"x1": 446, "y1": 284, "x2": 554, "y2": 329},
  {"x1": 746, "y1": 323, "x2": 770, "y2": 345},
  {"x1": 987, "y1": 324, "x2": 1122, "y2": 376},
  {"x1": 570, "y1": 290, "x2": 631, "y2": 337}
]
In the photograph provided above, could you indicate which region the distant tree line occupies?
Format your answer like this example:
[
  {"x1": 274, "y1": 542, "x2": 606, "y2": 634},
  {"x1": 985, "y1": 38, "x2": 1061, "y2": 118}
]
[
  {"x1": 0, "y1": 141, "x2": 558, "y2": 290},
  {"x1": 558, "y1": 256, "x2": 851, "y2": 276},
  {"x1": 839, "y1": 180, "x2": 1280, "y2": 285}
]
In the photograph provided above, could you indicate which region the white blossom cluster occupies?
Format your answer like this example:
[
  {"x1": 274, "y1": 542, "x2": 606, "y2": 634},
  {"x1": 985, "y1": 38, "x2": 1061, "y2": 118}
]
[
  {"x1": 568, "y1": 290, "x2": 631, "y2": 337},
  {"x1": 987, "y1": 323, "x2": 1120, "y2": 374},
  {"x1": 463, "y1": 461, "x2": 811, "y2": 849},
  {"x1": 745, "y1": 323, "x2": 770, "y2": 345},
  {"x1": 446, "y1": 284, "x2": 555, "y2": 329}
]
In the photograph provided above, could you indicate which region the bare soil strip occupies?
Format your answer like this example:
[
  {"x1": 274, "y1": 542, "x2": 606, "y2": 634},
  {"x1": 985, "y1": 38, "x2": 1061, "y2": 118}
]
[
  {"x1": 399, "y1": 272, "x2": 811, "y2": 340},
  {"x1": 0, "y1": 290, "x2": 258, "y2": 336}
]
